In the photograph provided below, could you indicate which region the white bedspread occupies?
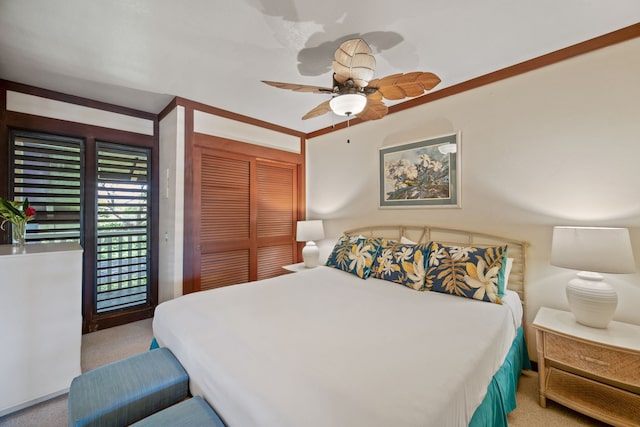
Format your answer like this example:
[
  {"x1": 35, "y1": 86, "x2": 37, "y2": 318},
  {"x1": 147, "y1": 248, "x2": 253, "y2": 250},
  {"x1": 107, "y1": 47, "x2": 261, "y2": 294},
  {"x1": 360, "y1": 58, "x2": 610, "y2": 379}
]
[{"x1": 153, "y1": 266, "x2": 519, "y2": 427}]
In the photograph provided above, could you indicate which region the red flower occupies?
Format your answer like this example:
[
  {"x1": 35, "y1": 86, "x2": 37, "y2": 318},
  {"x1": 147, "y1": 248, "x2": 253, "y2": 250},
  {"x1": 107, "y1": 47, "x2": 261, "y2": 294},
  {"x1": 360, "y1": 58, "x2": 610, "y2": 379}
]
[{"x1": 25, "y1": 206, "x2": 36, "y2": 217}]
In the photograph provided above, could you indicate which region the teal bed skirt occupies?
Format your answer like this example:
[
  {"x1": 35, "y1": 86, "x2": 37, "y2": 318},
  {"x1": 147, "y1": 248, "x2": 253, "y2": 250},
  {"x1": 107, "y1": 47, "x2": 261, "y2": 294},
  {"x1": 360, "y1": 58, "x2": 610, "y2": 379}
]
[
  {"x1": 469, "y1": 326, "x2": 531, "y2": 427},
  {"x1": 150, "y1": 326, "x2": 530, "y2": 427}
]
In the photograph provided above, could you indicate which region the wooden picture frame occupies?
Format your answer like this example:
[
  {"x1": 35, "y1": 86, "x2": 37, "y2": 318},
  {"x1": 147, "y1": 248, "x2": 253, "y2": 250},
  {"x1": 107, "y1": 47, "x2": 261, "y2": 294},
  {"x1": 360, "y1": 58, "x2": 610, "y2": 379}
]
[{"x1": 379, "y1": 132, "x2": 461, "y2": 208}]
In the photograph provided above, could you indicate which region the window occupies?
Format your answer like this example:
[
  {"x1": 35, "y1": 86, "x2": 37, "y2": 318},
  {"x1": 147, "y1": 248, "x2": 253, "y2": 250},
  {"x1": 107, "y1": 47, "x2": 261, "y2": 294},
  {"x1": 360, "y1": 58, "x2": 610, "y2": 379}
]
[
  {"x1": 96, "y1": 143, "x2": 151, "y2": 313},
  {"x1": 8, "y1": 130, "x2": 155, "y2": 332},
  {"x1": 11, "y1": 131, "x2": 83, "y2": 243}
]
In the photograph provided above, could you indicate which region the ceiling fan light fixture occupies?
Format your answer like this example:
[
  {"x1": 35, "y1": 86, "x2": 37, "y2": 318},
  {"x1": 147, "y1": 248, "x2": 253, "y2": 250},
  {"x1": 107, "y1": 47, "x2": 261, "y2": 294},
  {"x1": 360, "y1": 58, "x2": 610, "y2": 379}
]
[
  {"x1": 263, "y1": 38, "x2": 441, "y2": 122},
  {"x1": 329, "y1": 94, "x2": 367, "y2": 116},
  {"x1": 438, "y1": 143, "x2": 457, "y2": 154}
]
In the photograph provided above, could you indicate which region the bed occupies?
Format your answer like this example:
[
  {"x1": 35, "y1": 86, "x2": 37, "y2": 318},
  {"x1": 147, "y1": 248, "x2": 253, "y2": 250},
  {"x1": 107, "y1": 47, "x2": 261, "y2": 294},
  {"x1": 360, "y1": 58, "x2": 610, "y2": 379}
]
[{"x1": 153, "y1": 225, "x2": 530, "y2": 427}]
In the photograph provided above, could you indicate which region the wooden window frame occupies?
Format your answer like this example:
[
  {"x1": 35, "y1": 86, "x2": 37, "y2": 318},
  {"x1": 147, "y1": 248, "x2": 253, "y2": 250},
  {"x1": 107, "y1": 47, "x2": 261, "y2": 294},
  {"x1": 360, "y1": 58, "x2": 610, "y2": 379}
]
[{"x1": 0, "y1": 82, "x2": 159, "y2": 333}]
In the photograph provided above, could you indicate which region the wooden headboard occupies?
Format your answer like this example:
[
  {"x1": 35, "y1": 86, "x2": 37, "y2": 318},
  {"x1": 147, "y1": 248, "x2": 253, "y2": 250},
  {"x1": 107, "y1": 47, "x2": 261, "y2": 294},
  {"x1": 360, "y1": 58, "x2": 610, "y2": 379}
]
[{"x1": 343, "y1": 224, "x2": 529, "y2": 305}]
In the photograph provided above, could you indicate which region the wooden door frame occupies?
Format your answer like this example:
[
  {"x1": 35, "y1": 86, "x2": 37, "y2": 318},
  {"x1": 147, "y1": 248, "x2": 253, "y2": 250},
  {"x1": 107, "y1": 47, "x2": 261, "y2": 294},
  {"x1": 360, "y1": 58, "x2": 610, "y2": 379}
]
[{"x1": 0, "y1": 81, "x2": 159, "y2": 333}]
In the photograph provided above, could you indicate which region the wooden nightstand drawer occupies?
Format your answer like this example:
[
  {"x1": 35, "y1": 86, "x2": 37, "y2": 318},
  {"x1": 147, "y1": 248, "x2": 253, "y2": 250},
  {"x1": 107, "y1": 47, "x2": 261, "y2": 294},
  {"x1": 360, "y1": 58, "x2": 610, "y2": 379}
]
[
  {"x1": 546, "y1": 368, "x2": 640, "y2": 427},
  {"x1": 545, "y1": 332, "x2": 640, "y2": 389},
  {"x1": 534, "y1": 308, "x2": 640, "y2": 425}
]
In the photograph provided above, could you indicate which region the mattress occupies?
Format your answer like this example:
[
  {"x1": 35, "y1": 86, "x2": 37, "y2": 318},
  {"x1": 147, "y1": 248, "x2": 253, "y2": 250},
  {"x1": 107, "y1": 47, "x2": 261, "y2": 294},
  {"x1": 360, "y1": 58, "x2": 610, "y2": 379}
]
[{"x1": 153, "y1": 266, "x2": 521, "y2": 427}]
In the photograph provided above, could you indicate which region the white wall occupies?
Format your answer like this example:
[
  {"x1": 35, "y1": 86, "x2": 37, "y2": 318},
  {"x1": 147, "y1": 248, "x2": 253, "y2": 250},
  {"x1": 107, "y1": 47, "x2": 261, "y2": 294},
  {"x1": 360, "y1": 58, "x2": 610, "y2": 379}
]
[
  {"x1": 306, "y1": 38, "x2": 640, "y2": 357},
  {"x1": 6, "y1": 91, "x2": 154, "y2": 135},
  {"x1": 158, "y1": 106, "x2": 185, "y2": 302},
  {"x1": 194, "y1": 110, "x2": 301, "y2": 153}
]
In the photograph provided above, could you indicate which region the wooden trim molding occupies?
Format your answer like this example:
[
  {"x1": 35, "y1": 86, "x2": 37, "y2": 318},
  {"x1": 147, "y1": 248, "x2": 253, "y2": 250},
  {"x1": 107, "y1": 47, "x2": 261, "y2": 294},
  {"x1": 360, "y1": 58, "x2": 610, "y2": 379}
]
[
  {"x1": 158, "y1": 97, "x2": 180, "y2": 122},
  {"x1": 0, "y1": 79, "x2": 156, "y2": 121},
  {"x1": 182, "y1": 107, "x2": 197, "y2": 295},
  {"x1": 5, "y1": 111, "x2": 155, "y2": 146},
  {"x1": 193, "y1": 133, "x2": 303, "y2": 164},
  {"x1": 296, "y1": 136, "x2": 307, "y2": 262},
  {"x1": 0, "y1": 87, "x2": 8, "y2": 243},
  {"x1": 173, "y1": 96, "x2": 305, "y2": 138},
  {"x1": 306, "y1": 23, "x2": 640, "y2": 139}
]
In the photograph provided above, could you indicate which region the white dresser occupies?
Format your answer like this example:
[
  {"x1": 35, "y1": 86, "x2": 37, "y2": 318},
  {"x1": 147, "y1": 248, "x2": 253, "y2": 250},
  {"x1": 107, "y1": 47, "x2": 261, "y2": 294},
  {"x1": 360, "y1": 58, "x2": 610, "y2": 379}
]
[{"x1": 0, "y1": 243, "x2": 83, "y2": 416}]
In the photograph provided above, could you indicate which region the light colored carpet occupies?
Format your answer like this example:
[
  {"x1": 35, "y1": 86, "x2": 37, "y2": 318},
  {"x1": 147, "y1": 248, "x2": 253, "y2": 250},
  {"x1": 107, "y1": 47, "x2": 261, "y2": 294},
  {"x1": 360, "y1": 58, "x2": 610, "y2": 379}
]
[
  {"x1": 80, "y1": 317, "x2": 154, "y2": 373},
  {"x1": 0, "y1": 318, "x2": 610, "y2": 427},
  {"x1": 0, "y1": 318, "x2": 154, "y2": 427},
  {"x1": 507, "y1": 370, "x2": 608, "y2": 427}
]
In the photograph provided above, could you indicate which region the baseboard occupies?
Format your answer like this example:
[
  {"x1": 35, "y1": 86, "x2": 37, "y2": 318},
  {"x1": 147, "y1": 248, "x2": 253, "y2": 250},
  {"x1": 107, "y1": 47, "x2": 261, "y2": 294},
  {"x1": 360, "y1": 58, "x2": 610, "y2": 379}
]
[{"x1": 0, "y1": 388, "x2": 68, "y2": 419}]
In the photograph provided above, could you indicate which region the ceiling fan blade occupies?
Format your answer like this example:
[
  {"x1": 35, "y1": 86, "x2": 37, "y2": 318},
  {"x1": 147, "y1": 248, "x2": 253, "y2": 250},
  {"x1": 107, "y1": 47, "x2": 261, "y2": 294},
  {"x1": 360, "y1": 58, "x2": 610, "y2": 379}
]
[
  {"x1": 368, "y1": 72, "x2": 441, "y2": 100},
  {"x1": 332, "y1": 39, "x2": 376, "y2": 87},
  {"x1": 367, "y1": 73, "x2": 400, "y2": 87},
  {"x1": 414, "y1": 72, "x2": 441, "y2": 90},
  {"x1": 357, "y1": 95, "x2": 388, "y2": 121},
  {"x1": 367, "y1": 90, "x2": 383, "y2": 102},
  {"x1": 262, "y1": 80, "x2": 334, "y2": 94},
  {"x1": 302, "y1": 100, "x2": 332, "y2": 120}
]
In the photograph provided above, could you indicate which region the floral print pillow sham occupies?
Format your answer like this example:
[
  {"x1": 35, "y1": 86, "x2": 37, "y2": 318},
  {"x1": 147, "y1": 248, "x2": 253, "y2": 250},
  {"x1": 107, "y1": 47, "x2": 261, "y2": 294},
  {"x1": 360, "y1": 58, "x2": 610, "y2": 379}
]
[
  {"x1": 325, "y1": 234, "x2": 383, "y2": 279},
  {"x1": 371, "y1": 241, "x2": 431, "y2": 290},
  {"x1": 425, "y1": 243, "x2": 508, "y2": 304}
]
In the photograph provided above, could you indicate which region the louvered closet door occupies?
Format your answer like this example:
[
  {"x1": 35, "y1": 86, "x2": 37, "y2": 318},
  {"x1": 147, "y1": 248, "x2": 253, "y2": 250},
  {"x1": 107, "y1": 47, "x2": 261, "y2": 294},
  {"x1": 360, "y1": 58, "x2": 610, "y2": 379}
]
[
  {"x1": 256, "y1": 159, "x2": 297, "y2": 280},
  {"x1": 197, "y1": 150, "x2": 251, "y2": 291},
  {"x1": 194, "y1": 149, "x2": 297, "y2": 291}
]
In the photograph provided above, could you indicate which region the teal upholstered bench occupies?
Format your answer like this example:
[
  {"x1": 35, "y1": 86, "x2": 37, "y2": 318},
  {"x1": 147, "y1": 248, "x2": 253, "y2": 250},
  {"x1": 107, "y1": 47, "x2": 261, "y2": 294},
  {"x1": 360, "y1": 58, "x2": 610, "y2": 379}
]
[
  {"x1": 68, "y1": 348, "x2": 189, "y2": 427},
  {"x1": 130, "y1": 396, "x2": 225, "y2": 426}
]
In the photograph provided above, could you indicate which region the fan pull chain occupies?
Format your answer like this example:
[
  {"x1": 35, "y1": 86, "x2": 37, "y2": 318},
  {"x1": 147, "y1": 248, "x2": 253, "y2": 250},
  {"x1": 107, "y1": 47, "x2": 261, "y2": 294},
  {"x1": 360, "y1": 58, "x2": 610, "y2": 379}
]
[{"x1": 346, "y1": 113, "x2": 351, "y2": 143}]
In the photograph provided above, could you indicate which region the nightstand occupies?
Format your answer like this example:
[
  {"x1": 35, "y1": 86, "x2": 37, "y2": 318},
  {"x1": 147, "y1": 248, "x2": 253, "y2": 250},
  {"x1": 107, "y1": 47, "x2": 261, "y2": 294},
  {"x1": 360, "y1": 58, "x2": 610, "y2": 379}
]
[
  {"x1": 533, "y1": 307, "x2": 640, "y2": 426},
  {"x1": 282, "y1": 262, "x2": 312, "y2": 273}
]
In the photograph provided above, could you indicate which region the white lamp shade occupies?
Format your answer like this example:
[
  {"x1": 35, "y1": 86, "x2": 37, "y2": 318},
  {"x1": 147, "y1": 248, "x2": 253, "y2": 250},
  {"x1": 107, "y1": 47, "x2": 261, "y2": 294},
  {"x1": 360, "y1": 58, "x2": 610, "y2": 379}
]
[
  {"x1": 551, "y1": 226, "x2": 635, "y2": 273},
  {"x1": 550, "y1": 226, "x2": 635, "y2": 329},
  {"x1": 329, "y1": 94, "x2": 367, "y2": 116},
  {"x1": 296, "y1": 220, "x2": 325, "y2": 242},
  {"x1": 296, "y1": 220, "x2": 324, "y2": 268}
]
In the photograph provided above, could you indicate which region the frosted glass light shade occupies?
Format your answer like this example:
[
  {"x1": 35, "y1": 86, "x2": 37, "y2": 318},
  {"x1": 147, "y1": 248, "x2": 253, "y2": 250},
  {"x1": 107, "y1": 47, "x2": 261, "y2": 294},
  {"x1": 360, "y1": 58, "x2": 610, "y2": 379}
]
[
  {"x1": 329, "y1": 94, "x2": 367, "y2": 116},
  {"x1": 551, "y1": 226, "x2": 636, "y2": 329},
  {"x1": 438, "y1": 143, "x2": 457, "y2": 154},
  {"x1": 296, "y1": 220, "x2": 325, "y2": 268}
]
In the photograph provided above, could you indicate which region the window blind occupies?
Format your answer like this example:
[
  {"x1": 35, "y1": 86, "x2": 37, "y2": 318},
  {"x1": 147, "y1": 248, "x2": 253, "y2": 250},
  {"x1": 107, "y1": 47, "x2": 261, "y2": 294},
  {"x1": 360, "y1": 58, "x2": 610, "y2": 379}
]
[
  {"x1": 95, "y1": 142, "x2": 151, "y2": 313},
  {"x1": 11, "y1": 132, "x2": 83, "y2": 243}
]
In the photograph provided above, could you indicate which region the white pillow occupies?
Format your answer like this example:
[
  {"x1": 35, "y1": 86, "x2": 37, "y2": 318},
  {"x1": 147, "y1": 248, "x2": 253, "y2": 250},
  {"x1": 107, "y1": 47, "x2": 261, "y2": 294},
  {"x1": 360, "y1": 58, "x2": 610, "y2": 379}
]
[
  {"x1": 504, "y1": 257, "x2": 514, "y2": 290},
  {"x1": 400, "y1": 236, "x2": 417, "y2": 244}
]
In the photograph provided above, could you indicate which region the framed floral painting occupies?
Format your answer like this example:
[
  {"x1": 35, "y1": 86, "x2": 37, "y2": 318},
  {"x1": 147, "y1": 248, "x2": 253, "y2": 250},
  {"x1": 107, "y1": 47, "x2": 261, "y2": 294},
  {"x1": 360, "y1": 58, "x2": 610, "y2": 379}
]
[{"x1": 379, "y1": 132, "x2": 461, "y2": 208}]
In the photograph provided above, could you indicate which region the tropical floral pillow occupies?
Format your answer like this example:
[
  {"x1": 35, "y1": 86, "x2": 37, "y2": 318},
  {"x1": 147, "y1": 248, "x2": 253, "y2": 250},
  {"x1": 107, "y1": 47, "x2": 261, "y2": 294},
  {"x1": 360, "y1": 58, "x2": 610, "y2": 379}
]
[
  {"x1": 325, "y1": 234, "x2": 383, "y2": 279},
  {"x1": 371, "y1": 241, "x2": 431, "y2": 290},
  {"x1": 425, "y1": 243, "x2": 508, "y2": 304}
]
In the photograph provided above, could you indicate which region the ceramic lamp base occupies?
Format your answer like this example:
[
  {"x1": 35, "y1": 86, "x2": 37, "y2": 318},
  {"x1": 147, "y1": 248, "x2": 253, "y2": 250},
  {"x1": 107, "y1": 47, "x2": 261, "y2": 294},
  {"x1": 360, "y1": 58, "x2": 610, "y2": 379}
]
[
  {"x1": 302, "y1": 241, "x2": 320, "y2": 268},
  {"x1": 566, "y1": 271, "x2": 617, "y2": 329}
]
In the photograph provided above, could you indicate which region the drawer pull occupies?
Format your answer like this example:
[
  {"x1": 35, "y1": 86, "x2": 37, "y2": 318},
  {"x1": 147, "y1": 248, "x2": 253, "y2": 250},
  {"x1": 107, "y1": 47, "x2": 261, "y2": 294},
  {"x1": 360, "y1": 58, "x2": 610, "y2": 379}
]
[{"x1": 579, "y1": 354, "x2": 609, "y2": 367}]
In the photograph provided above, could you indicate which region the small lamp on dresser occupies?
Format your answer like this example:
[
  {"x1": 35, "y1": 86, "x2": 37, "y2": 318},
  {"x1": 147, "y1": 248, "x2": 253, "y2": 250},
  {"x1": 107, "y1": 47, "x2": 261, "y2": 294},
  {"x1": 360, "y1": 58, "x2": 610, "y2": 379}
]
[
  {"x1": 550, "y1": 226, "x2": 636, "y2": 328},
  {"x1": 296, "y1": 220, "x2": 325, "y2": 268}
]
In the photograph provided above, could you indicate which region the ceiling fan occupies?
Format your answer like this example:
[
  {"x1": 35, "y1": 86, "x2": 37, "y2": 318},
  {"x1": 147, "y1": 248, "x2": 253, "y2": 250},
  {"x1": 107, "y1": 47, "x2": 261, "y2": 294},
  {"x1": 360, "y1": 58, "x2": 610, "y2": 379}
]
[{"x1": 262, "y1": 38, "x2": 441, "y2": 122}]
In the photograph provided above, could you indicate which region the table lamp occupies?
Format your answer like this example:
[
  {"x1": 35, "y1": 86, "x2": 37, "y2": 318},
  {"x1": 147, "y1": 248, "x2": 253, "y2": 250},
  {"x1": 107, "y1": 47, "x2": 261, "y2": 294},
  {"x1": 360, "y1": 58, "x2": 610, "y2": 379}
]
[
  {"x1": 550, "y1": 226, "x2": 635, "y2": 328},
  {"x1": 296, "y1": 220, "x2": 325, "y2": 268}
]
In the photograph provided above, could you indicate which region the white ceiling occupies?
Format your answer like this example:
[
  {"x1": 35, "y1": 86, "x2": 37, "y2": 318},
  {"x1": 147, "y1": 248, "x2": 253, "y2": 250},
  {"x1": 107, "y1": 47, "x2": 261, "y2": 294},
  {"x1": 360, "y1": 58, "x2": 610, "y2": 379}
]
[{"x1": 1, "y1": 1, "x2": 639, "y2": 133}]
